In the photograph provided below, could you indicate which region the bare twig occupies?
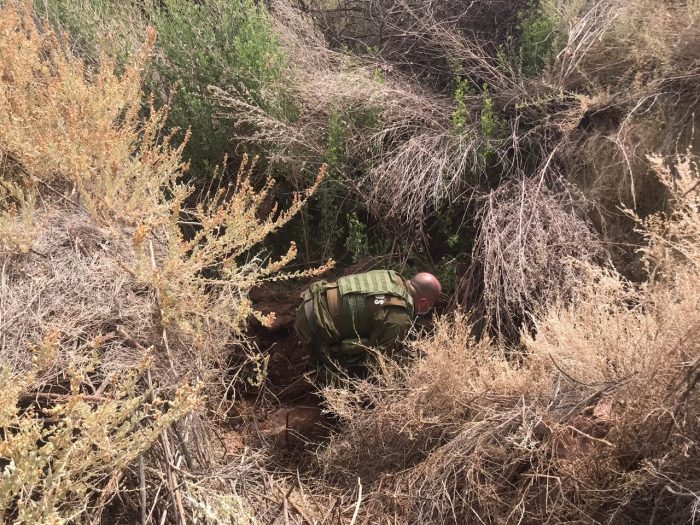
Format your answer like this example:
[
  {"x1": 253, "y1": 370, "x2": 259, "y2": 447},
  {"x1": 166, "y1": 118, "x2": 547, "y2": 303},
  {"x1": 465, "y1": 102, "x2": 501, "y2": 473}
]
[
  {"x1": 349, "y1": 478, "x2": 363, "y2": 525},
  {"x1": 139, "y1": 455, "x2": 147, "y2": 525}
]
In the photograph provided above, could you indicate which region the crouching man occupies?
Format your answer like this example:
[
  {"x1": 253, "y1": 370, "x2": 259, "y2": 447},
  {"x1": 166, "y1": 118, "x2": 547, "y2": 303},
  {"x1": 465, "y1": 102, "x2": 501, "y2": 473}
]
[{"x1": 294, "y1": 269, "x2": 441, "y2": 381}]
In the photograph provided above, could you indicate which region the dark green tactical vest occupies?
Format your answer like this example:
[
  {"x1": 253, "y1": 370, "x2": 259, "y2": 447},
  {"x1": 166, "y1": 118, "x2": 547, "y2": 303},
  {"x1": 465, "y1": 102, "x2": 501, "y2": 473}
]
[{"x1": 336, "y1": 269, "x2": 414, "y2": 339}]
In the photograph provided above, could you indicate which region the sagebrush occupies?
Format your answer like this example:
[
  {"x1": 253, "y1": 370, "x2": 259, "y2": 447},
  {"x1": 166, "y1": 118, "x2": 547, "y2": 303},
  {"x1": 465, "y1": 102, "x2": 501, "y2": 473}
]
[{"x1": 0, "y1": 3, "x2": 327, "y2": 522}]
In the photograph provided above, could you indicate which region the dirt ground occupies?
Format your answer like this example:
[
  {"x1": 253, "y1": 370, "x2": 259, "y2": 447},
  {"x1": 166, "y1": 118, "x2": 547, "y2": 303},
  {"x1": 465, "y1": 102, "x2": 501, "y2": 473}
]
[
  {"x1": 246, "y1": 261, "x2": 381, "y2": 396},
  {"x1": 232, "y1": 280, "x2": 331, "y2": 451},
  {"x1": 248, "y1": 281, "x2": 311, "y2": 395},
  {"x1": 239, "y1": 264, "x2": 430, "y2": 450}
]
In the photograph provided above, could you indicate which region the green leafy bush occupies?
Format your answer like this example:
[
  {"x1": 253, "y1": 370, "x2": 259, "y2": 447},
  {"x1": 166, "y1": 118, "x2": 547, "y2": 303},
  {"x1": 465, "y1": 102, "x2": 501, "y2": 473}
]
[
  {"x1": 516, "y1": 0, "x2": 590, "y2": 76},
  {"x1": 38, "y1": 0, "x2": 292, "y2": 175},
  {"x1": 345, "y1": 212, "x2": 369, "y2": 263},
  {"x1": 517, "y1": 0, "x2": 559, "y2": 76},
  {"x1": 451, "y1": 78, "x2": 471, "y2": 137},
  {"x1": 314, "y1": 110, "x2": 350, "y2": 258},
  {"x1": 150, "y1": 0, "x2": 290, "y2": 173},
  {"x1": 303, "y1": 106, "x2": 382, "y2": 262},
  {"x1": 478, "y1": 83, "x2": 508, "y2": 174}
]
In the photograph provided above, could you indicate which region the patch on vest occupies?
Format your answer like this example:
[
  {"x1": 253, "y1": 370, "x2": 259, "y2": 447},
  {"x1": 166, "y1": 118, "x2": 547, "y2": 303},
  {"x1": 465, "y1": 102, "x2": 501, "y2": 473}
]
[{"x1": 373, "y1": 295, "x2": 386, "y2": 305}]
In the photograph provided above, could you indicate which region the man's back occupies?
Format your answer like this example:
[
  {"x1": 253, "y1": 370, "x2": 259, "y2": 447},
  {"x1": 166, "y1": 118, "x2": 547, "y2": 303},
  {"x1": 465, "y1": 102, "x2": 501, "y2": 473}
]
[
  {"x1": 334, "y1": 269, "x2": 414, "y2": 340},
  {"x1": 295, "y1": 269, "x2": 415, "y2": 375}
]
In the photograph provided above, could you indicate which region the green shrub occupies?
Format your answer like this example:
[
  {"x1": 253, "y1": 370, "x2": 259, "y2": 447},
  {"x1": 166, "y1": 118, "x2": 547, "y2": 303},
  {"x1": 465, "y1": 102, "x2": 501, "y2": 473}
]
[
  {"x1": 306, "y1": 105, "x2": 382, "y2": 261},
  {"x1": 310, "y1": 110, "x2": 348, "y2": 258},
  {"x1": 345, "y1": 212, "x2": 369, "y2": 263},
  {"x1": 150, "y1": 0, "x2": 290, "y2": 174},
  {"x1": 478, "y1": 83, "x2": 508, "y2": 174},
  {"x1": 516, "y1": 0, "x2": 591, "y2": 76},
  {"x1": 451, "y1": 78, "x2": 471, "y2": 137},
  {"x1": 480, "y1": 84, "x2": 507, "y2": 142}
]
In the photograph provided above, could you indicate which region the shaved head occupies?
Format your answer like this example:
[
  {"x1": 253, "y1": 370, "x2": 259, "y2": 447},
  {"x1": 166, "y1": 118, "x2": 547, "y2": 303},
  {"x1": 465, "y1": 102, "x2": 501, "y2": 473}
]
[{"x1": 410, "y1": 272, "x2": 441, "y2": 310}]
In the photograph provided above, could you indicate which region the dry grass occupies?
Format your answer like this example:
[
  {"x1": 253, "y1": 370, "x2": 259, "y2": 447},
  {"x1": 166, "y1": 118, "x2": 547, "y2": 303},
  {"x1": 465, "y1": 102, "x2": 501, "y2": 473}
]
[
  {"x1": 0, "y1": 2, "x2": 329, "y2": 522},
  {"x1": 459, "y1": 176, "x2": 604, "y2": 341},
  {"x1": 2, "y1": 1, "x2": 699, "y2": 523},
  {"x1": 553, "y1": 0, "x2": 700, "y2": 227},
  {"x1": 314, "y1": 153, "x2": 700, "y2": 524}
]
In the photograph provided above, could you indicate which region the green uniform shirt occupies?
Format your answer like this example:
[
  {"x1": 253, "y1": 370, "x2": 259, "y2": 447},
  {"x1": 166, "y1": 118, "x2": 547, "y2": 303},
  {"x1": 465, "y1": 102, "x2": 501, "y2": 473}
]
[
  {"x1": 294, "y1": 270, "x2": 414, "y2": 377},
  {"x1": 339, "y1": 297, "x2": 413, "y2": 358}
]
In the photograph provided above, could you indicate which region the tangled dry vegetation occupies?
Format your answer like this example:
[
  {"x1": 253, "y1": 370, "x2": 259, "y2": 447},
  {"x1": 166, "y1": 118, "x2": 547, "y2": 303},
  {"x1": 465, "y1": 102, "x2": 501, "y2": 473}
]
[
  {"x1": 225, "y1": 0, "x2": 700, "y2": 225},
  {"x1": 460, "y1": 177, "x2": 604, "y2": 341},
  {"x1": 317, "y1": 152, "x2": 700, "y2": 523},
  {"x1": 217, "y1": 0, "x2": 491, "y2": 225},
  {"x1": 0, "y1": 3, "x2": 329, "y2": 522},
  {"x1": 1, "y1": 1, "x2": 699, "y2": 524},
  {"x1": 223, "y1": 0, "x2": 700, "y2": 338}
]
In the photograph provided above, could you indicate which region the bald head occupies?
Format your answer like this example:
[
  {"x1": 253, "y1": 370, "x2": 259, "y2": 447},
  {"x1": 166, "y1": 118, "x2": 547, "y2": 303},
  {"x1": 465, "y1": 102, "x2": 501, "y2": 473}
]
[{"x1": 410, "y1": 272, "x2": 441, "y2": 314}]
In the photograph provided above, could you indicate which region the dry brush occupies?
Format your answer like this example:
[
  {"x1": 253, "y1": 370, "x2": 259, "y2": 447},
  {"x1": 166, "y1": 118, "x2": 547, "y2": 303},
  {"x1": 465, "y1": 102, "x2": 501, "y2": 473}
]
[
  {"x1": 0, "y1": 3, "x2": 329, "y2": 522},
  {"x1": 315, "y1": 152, "x2": 700, "y2": 524}
]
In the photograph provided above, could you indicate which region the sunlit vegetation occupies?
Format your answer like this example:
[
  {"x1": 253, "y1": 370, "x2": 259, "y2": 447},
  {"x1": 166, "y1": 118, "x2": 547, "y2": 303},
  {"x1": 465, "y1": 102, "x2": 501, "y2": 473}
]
[{"x1": 1, "y1": 0, "x2": 698, "y2": 523}]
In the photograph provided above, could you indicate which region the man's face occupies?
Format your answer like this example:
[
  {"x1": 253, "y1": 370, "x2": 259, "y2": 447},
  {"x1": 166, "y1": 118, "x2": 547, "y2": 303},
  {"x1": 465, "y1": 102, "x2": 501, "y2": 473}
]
[{"x1": 415, "y1": 297, "x2": 434, "y2": 315}]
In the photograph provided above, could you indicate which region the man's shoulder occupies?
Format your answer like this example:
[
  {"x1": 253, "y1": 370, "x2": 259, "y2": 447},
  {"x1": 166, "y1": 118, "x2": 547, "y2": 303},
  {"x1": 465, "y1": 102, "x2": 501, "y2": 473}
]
[
  {"x1": 367, "y1": 293, "x2": 408, "y2": 309},
  {"x1": 370, "y1": 297, "x2": 412, "y2": 324}
]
